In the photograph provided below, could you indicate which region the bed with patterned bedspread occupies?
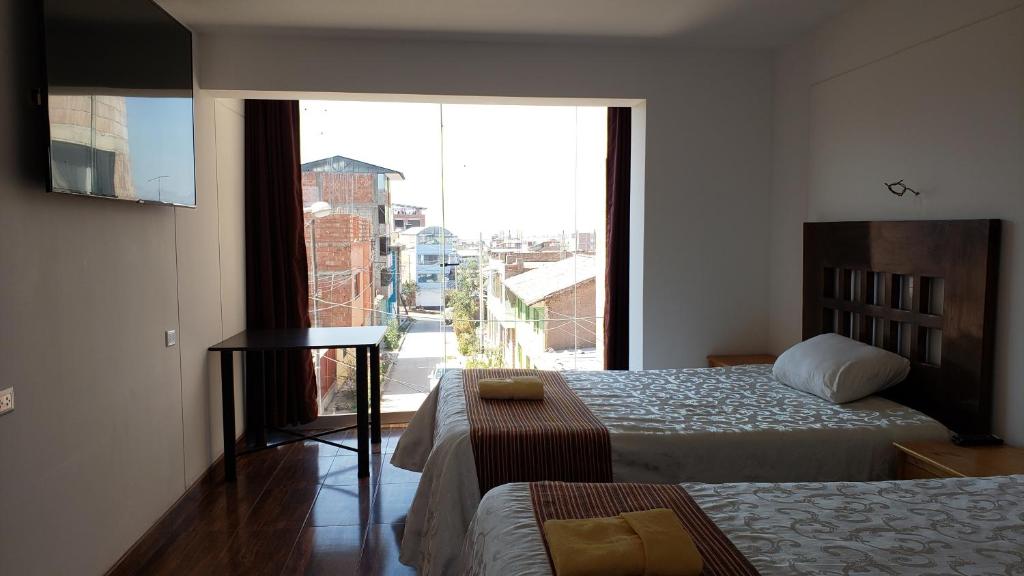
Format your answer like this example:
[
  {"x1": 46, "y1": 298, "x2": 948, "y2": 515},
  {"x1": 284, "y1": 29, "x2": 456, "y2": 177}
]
[
  {"x1": 391, "y1": 364, "x2": 949, "y2": 575},
  {"x1": 462, "y1": 475, "x2": 1024, "y2": 575}
]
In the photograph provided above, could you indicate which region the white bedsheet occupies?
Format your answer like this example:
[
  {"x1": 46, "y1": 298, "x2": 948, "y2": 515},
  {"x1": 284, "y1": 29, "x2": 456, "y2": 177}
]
[
  {"x1": 391, "y1": 365, "x2": 949, "y2": 575},
  {"x1": 462, "y1": 475, "x2": 1024, "y2": 575}
]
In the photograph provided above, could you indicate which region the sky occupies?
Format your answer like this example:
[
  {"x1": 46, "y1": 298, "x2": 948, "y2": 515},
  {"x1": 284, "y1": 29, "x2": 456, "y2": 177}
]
[
  {"x1": 299, "y1": 101, "x2": 606, "y2": 241},
  {"x1": 125, "y1": 97, "x2": 196, "y2": 206}
]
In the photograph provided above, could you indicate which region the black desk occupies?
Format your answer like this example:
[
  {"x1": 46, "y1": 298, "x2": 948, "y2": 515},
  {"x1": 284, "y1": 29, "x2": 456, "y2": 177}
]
[{"x1": 209, "y1": 327, "x2": 387, "y2": 481}]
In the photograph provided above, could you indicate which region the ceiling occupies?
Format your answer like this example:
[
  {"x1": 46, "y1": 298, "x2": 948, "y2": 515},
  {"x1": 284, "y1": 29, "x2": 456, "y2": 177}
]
[{"x1": 156, "y1": 0, "x2": 854, "y2": 47}]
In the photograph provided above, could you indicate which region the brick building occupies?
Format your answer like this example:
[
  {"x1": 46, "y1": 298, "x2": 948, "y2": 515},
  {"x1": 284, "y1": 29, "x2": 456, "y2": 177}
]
[
  {"x1": 393, "y1": 204, "x2": 426, "y2": 230},
  {"x1": 487, "y1": 248, "x2": 566, "y2": 278},
  {"x1": 484, "y1": 254, "x2": 597, "y2": 370},
  {"x1": 301, "y1": 155, "x2": 404, "y2": 407},
  {"x1": 301, "y1": 155, "x2": 405, "y2": 323},
  {"x1": 572, "y1": 231, "x2": 597, "y2": 254}
]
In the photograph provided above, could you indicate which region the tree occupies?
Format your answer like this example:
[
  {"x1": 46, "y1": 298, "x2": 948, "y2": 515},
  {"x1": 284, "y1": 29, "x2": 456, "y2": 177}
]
[
  {"x1": 446, "y1": 261, "x2": 480, "y2": 322},
  {"x1": 465, "y1": 346, "x2": 504, "y2": 368},
  {"x1": 457, "y1": 330, "x2": 479, "y2": 356},
  {"x1": 400, "y1": 280, "x2": 418, "y2": 314},
  {"x1": 383, "y1": 318, "x2": 403, "y2": 350},
  {"x1": 446, "y1": 261, "x2": 482, "y2": 354}
]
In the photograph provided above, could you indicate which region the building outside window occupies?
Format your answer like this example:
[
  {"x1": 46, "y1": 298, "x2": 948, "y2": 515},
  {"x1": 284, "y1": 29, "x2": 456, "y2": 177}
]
[
  {"x1": 300, "y1": 101, "x2": 606, "y2": 419},
  {"x1": 300, "y1": 154, "x2": 405, "y2": 414},
  {"x1": 399, "y1": 226, "x2": 458, "y2": 310}
]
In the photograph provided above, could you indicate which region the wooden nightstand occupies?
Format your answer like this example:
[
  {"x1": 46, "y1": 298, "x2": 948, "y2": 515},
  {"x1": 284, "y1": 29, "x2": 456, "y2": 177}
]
[
  {"x1": 706, "y1": 354, "x2": 776, "y2": 368},
  {"x1": 893, "y1": 441, "x2": 1024, "y2": 479}
]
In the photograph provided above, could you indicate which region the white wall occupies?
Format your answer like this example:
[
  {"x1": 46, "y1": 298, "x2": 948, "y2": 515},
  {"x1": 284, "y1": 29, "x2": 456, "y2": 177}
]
[
  {"x1": 197, "y1": 31, "x2": 775, "y2": 369},
  {"x1": 178, "y1": 95, "x2": 247, "y2": 483},
  {"x1": 770, "y1": 0, "x2": 1024, "y2": 442},
  {"x1": 0, "y1": 0, "x2": 246, "y2": 571}
]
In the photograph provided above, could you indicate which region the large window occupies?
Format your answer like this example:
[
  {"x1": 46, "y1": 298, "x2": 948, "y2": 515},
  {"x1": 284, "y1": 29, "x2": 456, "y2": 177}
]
[{"x1": 300, "y1": 101, "x2": 606, "y2": 417}]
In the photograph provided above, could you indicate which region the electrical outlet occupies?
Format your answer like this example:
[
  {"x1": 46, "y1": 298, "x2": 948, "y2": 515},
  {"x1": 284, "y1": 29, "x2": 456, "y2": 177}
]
[
  {"x1": 0, "y1": 387, "x2": 13, "y2": 415},
  {"x1": 166, "y1": 329, "x2": 177, "y2": 347}
]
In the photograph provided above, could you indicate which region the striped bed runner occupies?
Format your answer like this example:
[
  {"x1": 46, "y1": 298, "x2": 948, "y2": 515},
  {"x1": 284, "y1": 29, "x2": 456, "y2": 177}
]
[
  {"x1": 529, "y1": 482, "x2": 760, "y2": 576},
  {"x1": 463, "y1": 369, "x2": 613, "y2": 495}
]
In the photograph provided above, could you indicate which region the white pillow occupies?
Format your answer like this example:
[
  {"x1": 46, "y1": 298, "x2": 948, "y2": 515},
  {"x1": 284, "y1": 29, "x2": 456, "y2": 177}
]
[{"x1": 773, "y1": 333, "x2": 910, "y2": 404}]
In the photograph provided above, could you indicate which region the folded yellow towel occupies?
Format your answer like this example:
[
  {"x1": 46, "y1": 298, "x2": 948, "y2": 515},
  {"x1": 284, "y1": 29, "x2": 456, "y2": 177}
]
[
  {"x1": 543, "y1": 516, "x2": 645, "y2": 576},
  {"x1": 620, "y1": 509, "x2": 703, "y2": 576},
  {"x1": 478, "y1": 376, "x2": 544, "y2": 400},
  {"x1": 542, "y1": 509, "x2": 703, "y2": 576}
]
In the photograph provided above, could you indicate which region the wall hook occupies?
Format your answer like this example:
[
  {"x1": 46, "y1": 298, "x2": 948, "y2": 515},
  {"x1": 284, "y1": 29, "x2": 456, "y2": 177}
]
[{"x1": 886, "y1": 179, "x2": 919, "y2": 197}]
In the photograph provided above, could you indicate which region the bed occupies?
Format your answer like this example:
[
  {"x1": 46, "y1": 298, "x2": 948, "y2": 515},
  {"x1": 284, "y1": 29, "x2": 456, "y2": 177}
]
[
  {"x1": 461, "y1": 475, "x2": 1024, "y2": 575},
  {"x1": 392, "y1": 220, "x2": 1001, "y2": 575}
]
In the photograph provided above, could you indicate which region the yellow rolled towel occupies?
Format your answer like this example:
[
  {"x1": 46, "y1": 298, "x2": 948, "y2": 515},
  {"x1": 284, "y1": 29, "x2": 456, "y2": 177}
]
[
  {"x1": 542, "y1": 508, "x2": 703, "y2": 576},
  {"x1": 620, "y1": 508, "x2": 703, "y2": 576},
  {"x1": 478, "y1": 376, "x2": 544, "y2": 400},
  {"x1": 543, "y1": 516, "x2": 645, "y2": 576}
]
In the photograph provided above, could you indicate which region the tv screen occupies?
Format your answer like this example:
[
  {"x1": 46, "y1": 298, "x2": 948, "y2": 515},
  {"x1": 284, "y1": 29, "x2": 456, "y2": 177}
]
[{"x1": 43, "y1": 0, "x2": 196, "y2": 207}]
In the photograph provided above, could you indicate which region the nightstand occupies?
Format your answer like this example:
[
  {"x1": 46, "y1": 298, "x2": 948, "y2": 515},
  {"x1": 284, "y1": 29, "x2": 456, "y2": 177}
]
[
  {"x1": 706, "y1": 354, "x2": 776, "y2": 368},
  {"x1": 893, "y1": 441, "x2": 1024, "y2": 479}
]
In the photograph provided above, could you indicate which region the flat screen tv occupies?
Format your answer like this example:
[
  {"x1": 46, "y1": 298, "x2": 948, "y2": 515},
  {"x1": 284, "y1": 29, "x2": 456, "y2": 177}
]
[{"x1": 42, "y1": 0, "x2": 196, "y2": 207}]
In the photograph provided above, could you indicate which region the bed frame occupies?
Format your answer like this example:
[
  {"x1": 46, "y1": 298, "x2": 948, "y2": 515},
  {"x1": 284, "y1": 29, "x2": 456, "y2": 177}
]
[{"x1": 803, "y1": 220, "x2": 1000, "y2": 435}]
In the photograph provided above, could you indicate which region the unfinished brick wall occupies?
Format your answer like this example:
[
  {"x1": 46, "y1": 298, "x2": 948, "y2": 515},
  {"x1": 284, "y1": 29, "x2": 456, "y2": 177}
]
[
  {"x1": 301, "y1": 168, "x2": 390, "y2": 404},
  {"x1": 304, "y1": 211, "x2": 373, "y2": 402},
  {"x1": 302, "y1": 171, "x2": 375, "y2": 206},
  {"x1": 305, "y1": 212, "x2": 372, "y2": 327}
]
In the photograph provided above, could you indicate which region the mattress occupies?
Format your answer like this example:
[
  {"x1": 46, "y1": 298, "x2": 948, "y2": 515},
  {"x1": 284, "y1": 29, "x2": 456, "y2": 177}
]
[
  {"x1": 462, "y1": 475, "x2": 1024, "y2": 575},
  {"x1": 391, "y1": 364, "x2": 949, "y2": 575}
]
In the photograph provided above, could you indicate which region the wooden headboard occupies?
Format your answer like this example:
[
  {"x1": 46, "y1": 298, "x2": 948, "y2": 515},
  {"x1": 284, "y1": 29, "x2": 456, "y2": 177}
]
[{"x1": 803, "y1": 220, "x2": 1000, "y2": 435}]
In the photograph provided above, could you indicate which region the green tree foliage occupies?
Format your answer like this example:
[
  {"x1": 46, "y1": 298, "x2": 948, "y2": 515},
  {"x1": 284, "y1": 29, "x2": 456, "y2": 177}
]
[
  {"x1": 400, "y1": 280, "x2": 418, "y2": 313},
  {"x1": 446, "y1": 261, "x2": 480, "y2": 326},
  {"x1": 447, "y1": 260, "x2": 482, "y2": 355},
  {"x1": 383, "y1": 318, "x2": 403, "y2": 350},
  {"x1": 457, "y1": 330, "x2": 479, "y2": 356},
  {"x1": 465, "y1": 347, "x2": 504, "y2": 368}
]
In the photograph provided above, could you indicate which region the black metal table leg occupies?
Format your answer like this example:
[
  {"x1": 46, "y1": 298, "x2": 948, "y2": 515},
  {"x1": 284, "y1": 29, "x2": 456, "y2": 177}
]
[
  {"x1": 356, "y1": 346, "x2": 370, "y2": 478},
  {"x1": 252, "y1": 351, "x2": 268, "y2": 448},
  {"x1": 220, "y1": 350, "x2": 236, "y2": 482},
  {"x1": 370, "y1": 344, "x2": 382, "y2": 445}
]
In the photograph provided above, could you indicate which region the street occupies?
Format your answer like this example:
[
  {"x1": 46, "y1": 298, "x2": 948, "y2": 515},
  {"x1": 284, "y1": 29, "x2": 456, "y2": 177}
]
[{"x1": 380, "y1": 311, "x2": 459, "y2": 413}]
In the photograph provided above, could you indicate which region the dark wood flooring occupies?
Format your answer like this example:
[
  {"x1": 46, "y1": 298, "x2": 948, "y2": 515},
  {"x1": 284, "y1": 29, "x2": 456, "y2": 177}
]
[{"x1": 110, "y1": 427, "x2": 418, "y2": 576}]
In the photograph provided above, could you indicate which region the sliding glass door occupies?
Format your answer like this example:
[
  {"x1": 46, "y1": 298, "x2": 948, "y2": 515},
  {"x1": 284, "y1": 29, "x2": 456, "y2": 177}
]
[{"x1": 299, "y1": 101, "x2": 606, "y2": 418}]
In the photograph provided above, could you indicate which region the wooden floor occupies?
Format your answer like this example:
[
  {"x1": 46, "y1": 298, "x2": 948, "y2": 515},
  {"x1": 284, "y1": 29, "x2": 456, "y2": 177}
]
[{"x1": 111, "y1": 427, "x2": 418, "y2": 575}]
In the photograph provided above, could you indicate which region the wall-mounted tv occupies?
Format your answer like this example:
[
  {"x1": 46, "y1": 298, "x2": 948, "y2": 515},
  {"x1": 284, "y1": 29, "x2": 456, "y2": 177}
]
[{"x1": 43, "y1": 0, "x2": 196, "y2": 207}]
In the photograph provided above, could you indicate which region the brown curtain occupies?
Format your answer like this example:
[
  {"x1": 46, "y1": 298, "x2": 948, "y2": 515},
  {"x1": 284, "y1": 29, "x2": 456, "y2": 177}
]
[
  {"x1": 604, "y1": 107, "x2": 631, "y2": 370},
  {"x1": 244, "y1": 100, "x2": 318, "y2": 430}
]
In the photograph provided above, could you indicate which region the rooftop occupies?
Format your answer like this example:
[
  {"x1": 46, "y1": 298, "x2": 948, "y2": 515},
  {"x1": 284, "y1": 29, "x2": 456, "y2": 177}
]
[
  {"x1": 301, "y1": 155, "x2": 405, "y2": 180},
  {"x1": 399, "y1": 226, "x2": 427, "y2": 236},
  {"x1": 393, "y1": 204, "x2": 426, "y2": 214},
  {"x1": 503, "y1": 254, "x2": 596, "y2": 305},
  {"x1": 398, "y1": 226, "x2": 458, "y2": 241}
]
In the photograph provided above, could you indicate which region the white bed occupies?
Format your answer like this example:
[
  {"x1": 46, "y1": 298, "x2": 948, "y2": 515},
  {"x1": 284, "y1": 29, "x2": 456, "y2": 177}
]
[
  {"x1": 390, "y1": 364, "x2": 949, "y2": 575},
  {"x1": 462, "y1": 475, "x2": 1024, "y2": 575}
]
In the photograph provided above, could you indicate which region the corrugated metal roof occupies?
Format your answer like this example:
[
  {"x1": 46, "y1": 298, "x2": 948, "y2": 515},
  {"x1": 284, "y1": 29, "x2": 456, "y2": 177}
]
[
  {"x1": 301, "y1": 155, "x2": 405, "y2": 180},
  {"x1": 503, "y1": 255, "x2": 596, "y2": 305}
]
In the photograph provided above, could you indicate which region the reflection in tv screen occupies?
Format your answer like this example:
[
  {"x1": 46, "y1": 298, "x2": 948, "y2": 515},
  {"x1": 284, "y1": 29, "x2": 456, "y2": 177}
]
[
  {"x1": 44, "y1": 0, "x2": 195, "y2": 207},
  {"x1": 48, "y1": 95, "x2": 195, "y2": 205}
]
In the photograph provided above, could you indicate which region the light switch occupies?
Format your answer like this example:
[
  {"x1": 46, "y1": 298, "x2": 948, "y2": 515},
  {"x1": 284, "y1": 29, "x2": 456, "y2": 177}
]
[{"x1": 166, "y1": 329, "x2": 177, "y2": 347}]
